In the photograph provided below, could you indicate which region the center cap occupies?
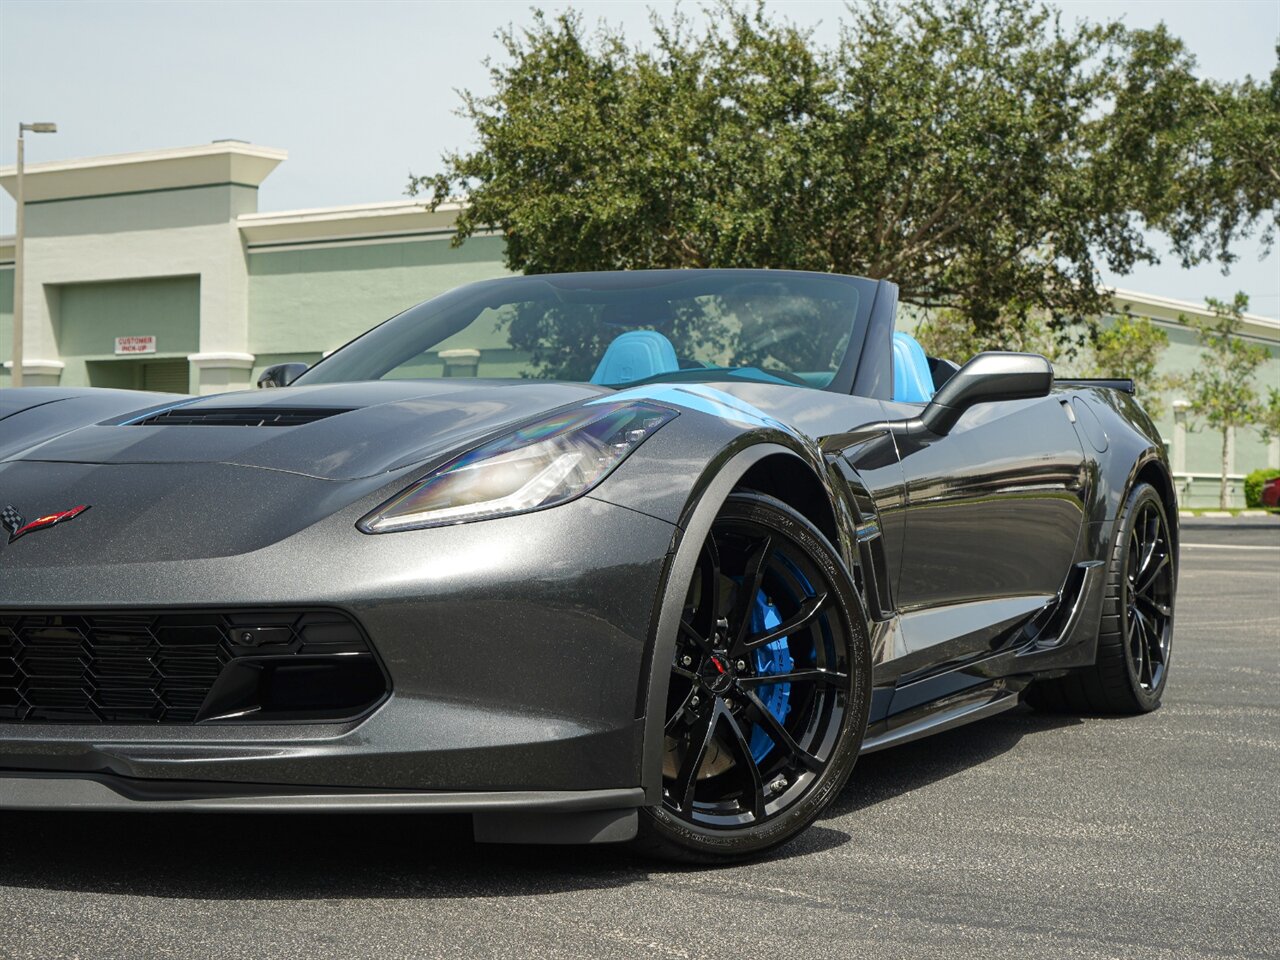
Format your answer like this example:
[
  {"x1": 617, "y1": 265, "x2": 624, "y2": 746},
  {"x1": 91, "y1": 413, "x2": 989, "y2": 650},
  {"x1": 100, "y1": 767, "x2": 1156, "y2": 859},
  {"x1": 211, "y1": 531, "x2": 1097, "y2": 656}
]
[{"x1": 703, "y1": 653, "x2": 735, "y2": 693}]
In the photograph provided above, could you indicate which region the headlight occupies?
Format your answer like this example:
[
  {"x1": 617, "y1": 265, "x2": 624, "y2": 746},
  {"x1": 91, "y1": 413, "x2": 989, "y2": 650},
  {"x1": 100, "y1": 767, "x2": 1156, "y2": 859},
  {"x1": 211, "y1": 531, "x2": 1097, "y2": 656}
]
[{"x1": 358, "y1": 400, "x2": 678, "y2": 533}]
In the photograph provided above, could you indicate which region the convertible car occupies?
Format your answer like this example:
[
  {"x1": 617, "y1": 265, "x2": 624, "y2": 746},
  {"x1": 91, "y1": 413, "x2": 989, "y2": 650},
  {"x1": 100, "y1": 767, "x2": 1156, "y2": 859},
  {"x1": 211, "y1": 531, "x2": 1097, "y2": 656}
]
[{"x1": 0, "y1": 270, "x2": 1177, "y2": 860}]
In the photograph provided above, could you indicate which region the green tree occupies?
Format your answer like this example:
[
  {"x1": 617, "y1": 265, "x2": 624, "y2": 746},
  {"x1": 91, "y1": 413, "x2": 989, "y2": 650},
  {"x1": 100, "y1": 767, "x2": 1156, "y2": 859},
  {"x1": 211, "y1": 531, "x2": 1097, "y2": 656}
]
[
  {"x1": 1088, "y1": 314, "x2": 1171, "y2": 418},
  {"x1": 1180, "y1": 293, "x2": 1270, "y2": 508},
  {"x1": 1103, "y1": 34, "x2": 1280, "y2": 269},
  {"x1": 413, "y1": 0, "x2": 1279, "y2": 351},
  {"x1": 912, "y1": 305, "x2": 1063, "y2": 366},
  {"x1": 1257, "y1": 387, "x2": 1280, "y2": 443}
]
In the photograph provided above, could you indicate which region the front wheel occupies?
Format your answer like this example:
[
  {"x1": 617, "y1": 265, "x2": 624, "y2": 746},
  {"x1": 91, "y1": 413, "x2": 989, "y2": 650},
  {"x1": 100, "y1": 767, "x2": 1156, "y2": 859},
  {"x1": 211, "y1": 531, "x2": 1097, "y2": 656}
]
[{"x1": 635, "y1": 492, "x2": 871, "y2": 862}]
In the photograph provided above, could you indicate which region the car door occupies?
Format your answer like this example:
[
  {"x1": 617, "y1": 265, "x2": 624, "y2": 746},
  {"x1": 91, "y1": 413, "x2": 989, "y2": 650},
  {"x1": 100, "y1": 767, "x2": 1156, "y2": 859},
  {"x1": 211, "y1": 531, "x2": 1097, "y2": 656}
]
[{"x1": 883, "y1": 393, "x2": 1088, "y2": 666}]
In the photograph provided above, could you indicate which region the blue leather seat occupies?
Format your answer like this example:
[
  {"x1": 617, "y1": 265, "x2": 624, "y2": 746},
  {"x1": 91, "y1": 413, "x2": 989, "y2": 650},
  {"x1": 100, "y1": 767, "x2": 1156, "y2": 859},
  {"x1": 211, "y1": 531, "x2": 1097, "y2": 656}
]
[
  {"x1": 590, "y1": 330, "x2": 679, "y2": 385},
  {"x1": 892, "y1": 332, "x2": 934, "y2": 403}
]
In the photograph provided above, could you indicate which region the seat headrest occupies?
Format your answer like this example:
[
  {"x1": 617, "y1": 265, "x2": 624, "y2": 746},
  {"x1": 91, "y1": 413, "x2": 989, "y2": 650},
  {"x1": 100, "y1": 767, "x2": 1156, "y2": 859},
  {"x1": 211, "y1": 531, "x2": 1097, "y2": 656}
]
[
  {"x1": 590, "y1": 330, "x2": 680, "y2": 386},
  {"x1": 892, "y1": 332, "x2": 934, "y2": 403}
]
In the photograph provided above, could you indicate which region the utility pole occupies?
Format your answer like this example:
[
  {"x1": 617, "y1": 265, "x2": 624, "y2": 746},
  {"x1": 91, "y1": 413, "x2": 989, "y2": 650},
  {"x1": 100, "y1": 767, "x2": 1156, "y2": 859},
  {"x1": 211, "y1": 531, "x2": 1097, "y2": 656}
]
[{"x1": 12, "y1": 121, "x2": 58, "y2": 388}]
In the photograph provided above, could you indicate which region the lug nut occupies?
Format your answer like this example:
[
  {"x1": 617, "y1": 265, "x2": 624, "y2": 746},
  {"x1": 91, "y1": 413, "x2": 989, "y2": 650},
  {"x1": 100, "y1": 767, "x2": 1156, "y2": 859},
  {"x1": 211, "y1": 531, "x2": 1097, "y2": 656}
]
[
  {"x1": 689, "y1": 695, "x2": 700, "y2": 707},
  {"x1": 680, "y1": 655, "x2": 693, "y2": 667},
  {"x1": 736, "y1": 659, "x2": 747, "y2": 671},
  {"x1": 724, "y1": 698, "x2": 734, "y2": 710}
]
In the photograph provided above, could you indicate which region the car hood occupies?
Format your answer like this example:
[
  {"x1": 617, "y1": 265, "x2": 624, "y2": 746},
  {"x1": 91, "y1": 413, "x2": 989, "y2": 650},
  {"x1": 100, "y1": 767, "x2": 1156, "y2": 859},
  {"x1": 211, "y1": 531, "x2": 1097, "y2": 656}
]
[{"x1": 0, "y1": 381, "x2": 609, "y2": 480}]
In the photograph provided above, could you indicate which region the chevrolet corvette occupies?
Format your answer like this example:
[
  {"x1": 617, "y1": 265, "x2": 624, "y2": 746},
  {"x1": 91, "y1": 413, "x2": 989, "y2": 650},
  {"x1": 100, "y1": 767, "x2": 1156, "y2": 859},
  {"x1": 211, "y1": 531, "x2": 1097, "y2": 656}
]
[{"x1": 0, "y1": 269, "x2": 1178, "y2": 860}]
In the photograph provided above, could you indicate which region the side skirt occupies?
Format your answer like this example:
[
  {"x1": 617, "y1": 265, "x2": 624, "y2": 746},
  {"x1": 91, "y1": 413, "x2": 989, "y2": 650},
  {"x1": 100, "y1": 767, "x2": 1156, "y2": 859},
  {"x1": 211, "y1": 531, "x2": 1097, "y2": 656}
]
[{"x1": 860, "y1": 685, "x2": 1023, "y2": 755}]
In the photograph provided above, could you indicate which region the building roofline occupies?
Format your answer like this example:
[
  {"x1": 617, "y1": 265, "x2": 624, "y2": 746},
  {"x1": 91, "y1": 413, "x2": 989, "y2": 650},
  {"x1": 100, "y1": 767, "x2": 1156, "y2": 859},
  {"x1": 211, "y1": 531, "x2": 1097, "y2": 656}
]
[
  {"x1": 0, "y1": 141, "x2": 288, "y2": 203},
  {"x1": 236, "y1": 199, "x2": 467, "y2": 246},
  {"x1": 238, "y1": 198, "x2": 464, "y2": 224},
  {"x1": 0, "y1": 141, "x2": 288, "y2": 179},
  {"x1": 1108, "y1": 286, "x2": 1278, "y2": 328}
]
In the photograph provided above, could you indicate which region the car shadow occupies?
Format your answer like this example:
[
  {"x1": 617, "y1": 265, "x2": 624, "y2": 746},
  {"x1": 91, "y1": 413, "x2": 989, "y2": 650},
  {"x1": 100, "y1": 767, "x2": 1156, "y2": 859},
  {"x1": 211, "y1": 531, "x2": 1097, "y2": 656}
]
[
  {"x1": 0, "y1": 707, "x2": 1078, "y2": 898},
  {"x1": 823, "y1": 704, "x2": 1080, "y2": 820}
]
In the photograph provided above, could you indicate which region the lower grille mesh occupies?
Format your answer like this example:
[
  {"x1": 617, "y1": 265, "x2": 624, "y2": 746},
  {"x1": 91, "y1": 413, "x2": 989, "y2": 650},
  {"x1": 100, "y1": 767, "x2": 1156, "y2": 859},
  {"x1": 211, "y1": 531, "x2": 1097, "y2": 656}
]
[{"x1": 0, "y1": 610, "x2": 381, "y2": 724}]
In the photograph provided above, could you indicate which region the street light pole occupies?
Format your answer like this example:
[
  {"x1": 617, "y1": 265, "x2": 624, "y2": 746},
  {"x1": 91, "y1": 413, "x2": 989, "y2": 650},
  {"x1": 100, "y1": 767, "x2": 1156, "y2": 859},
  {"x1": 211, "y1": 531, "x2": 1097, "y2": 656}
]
[{"x1": 12, "y1": 121, "x2": 57, "y2": 389}]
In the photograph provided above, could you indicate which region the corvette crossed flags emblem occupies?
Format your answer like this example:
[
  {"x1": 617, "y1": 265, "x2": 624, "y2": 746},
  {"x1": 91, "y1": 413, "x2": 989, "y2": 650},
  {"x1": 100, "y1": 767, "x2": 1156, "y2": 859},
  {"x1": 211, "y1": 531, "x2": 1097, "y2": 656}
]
[{"x1": 1, "y1": 504, "x2": 91, "y2": 544}]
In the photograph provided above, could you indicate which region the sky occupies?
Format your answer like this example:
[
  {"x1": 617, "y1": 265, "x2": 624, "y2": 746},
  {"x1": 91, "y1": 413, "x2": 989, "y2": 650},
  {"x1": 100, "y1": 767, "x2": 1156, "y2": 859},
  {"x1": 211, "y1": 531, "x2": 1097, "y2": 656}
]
[{"x1": 1, "y1": 0, "x2": 1277, "y2": 317}]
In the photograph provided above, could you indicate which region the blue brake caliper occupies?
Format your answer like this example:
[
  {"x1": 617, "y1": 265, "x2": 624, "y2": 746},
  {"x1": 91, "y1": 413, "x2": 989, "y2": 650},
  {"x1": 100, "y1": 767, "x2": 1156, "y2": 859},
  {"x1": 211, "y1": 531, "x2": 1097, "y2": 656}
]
[{"x1": 749, "y1": 592, "x2": 793, "y2": 763}]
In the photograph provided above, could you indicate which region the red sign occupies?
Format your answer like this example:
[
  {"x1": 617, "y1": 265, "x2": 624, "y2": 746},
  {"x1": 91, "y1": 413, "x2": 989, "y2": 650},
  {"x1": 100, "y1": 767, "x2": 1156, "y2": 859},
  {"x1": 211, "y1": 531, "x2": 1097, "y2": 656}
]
[{"x1": 115, "y1": 336, "x2": 157, "y2": 355}]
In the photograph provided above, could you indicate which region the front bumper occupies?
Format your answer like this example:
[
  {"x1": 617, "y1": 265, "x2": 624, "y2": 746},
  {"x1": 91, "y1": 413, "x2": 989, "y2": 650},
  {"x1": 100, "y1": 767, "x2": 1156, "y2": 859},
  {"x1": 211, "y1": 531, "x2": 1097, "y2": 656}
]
[
  {"x1": 0, "y1": 494, "x2": 676, "y2": 809},
  {"x1": 0, "y1": 771, "x2": 645, "y2": 842}
]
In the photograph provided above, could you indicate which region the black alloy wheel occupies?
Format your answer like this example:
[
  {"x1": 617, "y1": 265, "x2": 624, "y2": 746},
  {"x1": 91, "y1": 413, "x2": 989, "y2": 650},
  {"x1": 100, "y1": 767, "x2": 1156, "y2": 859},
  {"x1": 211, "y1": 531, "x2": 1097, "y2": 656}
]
[
  {"x1": 1125, "y1": 496, "x2": 1174, "y2": 695},
  {"x1": 1026, "y1": 481, "x2": 1177, "y2": 715},
  {"x1": 636, "y1": 492, "x2": 870, "y2": 861}
]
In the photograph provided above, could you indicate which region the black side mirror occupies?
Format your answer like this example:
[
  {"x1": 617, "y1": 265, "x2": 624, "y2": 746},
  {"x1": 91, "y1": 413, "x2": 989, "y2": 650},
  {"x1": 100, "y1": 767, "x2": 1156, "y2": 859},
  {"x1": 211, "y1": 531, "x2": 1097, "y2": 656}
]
[
  {"x1": 257, "y1": 362, "x2": 309, "y2": 389},
  {"x1": 894, "y1": 352, "x2": 1053, "y2": 439}
]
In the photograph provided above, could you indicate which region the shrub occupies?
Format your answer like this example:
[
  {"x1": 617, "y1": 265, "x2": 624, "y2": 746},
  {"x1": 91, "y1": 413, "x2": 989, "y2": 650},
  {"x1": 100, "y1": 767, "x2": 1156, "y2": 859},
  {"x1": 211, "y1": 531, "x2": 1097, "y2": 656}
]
[{"x1": 1243, "y1": 468, "x2": 1280, "y2": 507}]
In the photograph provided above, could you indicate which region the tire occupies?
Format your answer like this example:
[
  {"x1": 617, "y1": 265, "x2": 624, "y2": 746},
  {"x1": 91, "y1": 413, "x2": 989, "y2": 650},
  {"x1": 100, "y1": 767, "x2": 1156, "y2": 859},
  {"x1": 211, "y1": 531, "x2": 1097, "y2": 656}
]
[
  {"x1": 1026, "y1": 481, "x2": 1176, "y2": 715},
  {"x1": 634, "y1": 491, "x2": 871, "y2": 862}
]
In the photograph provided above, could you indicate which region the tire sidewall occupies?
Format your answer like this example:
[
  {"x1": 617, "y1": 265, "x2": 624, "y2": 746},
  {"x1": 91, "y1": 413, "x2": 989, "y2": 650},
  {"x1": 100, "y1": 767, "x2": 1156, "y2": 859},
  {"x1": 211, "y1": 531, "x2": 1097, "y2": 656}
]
[{"x1": 641, "y1": 492, "x2": 872, "y2": 859}]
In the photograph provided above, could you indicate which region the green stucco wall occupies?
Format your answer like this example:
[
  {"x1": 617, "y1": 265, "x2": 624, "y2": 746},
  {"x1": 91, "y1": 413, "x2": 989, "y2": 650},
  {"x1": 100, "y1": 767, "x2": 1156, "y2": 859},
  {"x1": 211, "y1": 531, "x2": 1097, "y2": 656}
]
[
  {"x1": 54, "y1": 275, "x2": 200, "y2": 388},
  {"x1": 246, "y1": 234, "x2": 511, "y2": 383},
  {"x1": 1138, "y1": 320, "x2": 1280, "y2": 507},
  {"x1": 25, "y1": 185, "x2": 259, "y2": 237}
]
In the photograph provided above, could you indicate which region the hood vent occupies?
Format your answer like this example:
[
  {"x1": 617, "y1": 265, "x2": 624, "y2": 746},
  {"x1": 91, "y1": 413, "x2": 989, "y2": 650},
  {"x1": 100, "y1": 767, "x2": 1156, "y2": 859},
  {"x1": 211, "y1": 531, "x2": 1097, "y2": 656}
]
[{"x1": 131, "y1": 406, "x2": 353, "y2": 427}]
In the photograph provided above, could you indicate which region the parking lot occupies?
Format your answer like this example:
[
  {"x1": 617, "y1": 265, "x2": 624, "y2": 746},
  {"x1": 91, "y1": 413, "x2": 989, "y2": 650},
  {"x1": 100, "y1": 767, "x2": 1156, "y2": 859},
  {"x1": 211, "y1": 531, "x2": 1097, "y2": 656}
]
[{"x1": 2, "y1": 517, "x2": 1277, "y2": 960}]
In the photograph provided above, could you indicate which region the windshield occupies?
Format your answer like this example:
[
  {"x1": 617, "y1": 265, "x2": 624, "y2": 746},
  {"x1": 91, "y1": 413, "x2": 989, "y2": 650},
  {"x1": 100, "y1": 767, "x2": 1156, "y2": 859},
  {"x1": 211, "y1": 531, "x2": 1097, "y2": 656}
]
[{"x1": 295, "y1": 270, "x2": 875, "y2": 391}]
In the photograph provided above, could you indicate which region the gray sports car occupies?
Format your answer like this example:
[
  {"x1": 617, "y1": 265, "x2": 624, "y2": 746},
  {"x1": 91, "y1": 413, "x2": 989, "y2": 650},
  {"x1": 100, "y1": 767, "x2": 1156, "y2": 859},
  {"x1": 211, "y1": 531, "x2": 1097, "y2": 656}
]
[{"x1": 0, "y1": 270, "x2": 1177, "y2": 860}]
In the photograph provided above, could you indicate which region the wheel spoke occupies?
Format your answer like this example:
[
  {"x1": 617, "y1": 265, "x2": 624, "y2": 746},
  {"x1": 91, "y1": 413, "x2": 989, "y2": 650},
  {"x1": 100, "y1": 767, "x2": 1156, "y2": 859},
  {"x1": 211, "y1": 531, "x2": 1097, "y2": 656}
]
[
  {"x1": 730, "y1": 536, "x2": 773, "y2": 648},
  {"x1": 743, "y1": 690, "x2": 822, "y2": 772},
  {"x1": 679, "y1": 618, "x2": 714, "y2": 655},
  {"x1": 739, "y1": 668, "x2": 847, "y2": 688},
  {"x1": 1132, "y1": 608, "x2": 1155, "y2": 687},
  {"x1": 721, "y1": 710, "x2": 766, "y2": 819},
  {"x1": 1136, "y1": 549, "x2": 1169, "y2": 595},
  {"x1": 1141, "y1": 624, "x2": 1152, "y2": 691},
  {"x1": 1135, "y1": 535, "x2": 1158, "y2": 586},
  {"x1": 669, "y1": 704, "x2": 719, "y2": 811},
  {"x1": 664, "y1": 686, "x2": 697, "y2": 733},
  {"x1": 1139, "y1": 605, "x2": 1165, "y2": 665},
  {"x1": 741, "y1": 592, "x2": 828, "y2": 651},
  {"x1": 1128, "y1": 606, "x2": 1145, "y2": 667},
  {"x1": 1147, "y1": 619, "x2": 1168, "y2": 665},
  {"x1": 1136, "y1": 591, "x2": 1172, "y2": 619}
]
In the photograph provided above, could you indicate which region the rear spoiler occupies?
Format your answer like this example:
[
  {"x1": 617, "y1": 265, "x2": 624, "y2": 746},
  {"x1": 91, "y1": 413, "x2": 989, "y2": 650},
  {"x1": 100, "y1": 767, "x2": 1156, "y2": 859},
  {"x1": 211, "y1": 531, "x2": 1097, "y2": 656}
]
[{"x1": 1056, "y1": 378, "x2": 1135, "y2": 394}]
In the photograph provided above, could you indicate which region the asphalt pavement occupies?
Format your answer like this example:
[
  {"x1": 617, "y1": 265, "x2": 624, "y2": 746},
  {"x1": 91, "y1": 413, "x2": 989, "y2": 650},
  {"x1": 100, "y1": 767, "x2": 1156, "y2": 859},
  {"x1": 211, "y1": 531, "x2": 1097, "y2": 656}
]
[{"x1": 2, "y1": 517, "x2": 1278, "y2": 960}]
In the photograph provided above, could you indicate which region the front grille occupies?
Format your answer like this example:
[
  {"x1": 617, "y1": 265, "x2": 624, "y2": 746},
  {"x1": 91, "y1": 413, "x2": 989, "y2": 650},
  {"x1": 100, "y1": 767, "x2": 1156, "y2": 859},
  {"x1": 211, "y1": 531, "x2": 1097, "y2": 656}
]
[
  {"x1": 130, "y1": 407, "x2": 352, "y2": 427},
  {"x1": 0, "y1": 610, "x2": 386, "y2": 724}
]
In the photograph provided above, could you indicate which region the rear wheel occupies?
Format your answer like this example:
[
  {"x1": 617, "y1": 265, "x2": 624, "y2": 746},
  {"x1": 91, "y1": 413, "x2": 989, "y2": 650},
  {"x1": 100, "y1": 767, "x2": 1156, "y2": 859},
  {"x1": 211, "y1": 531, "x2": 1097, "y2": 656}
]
[
  {"x1": 635, "y1": 492, "x2": 870, "y2": 862},
  {"x1": 1027, "y1": 481, "x2": 1176, "y2": 714}
]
